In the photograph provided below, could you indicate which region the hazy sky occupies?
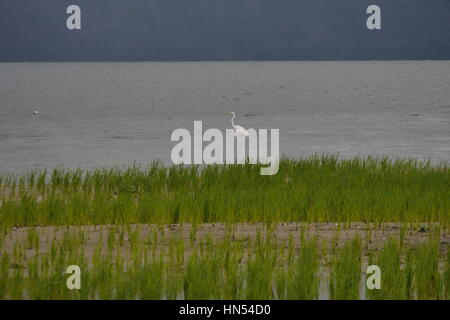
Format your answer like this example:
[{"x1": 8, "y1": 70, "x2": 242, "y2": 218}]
[{"x1": 0, "y1": 0, "x2": 449, "y2": 61}]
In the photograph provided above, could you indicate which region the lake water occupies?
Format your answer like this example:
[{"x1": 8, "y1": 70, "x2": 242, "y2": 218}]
[{"x1": 0, "y1": 61, "x2": 449, "y2": 174}]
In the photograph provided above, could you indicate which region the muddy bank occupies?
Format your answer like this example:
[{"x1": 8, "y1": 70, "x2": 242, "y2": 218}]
[{"x1": 3, "y1": 222, "x2": 449, "y2": 257}]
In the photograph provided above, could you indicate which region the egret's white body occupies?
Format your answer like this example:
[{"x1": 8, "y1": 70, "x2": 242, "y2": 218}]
[{"x1": 230, "y1": 112, "x2": 249, "y2": 136}]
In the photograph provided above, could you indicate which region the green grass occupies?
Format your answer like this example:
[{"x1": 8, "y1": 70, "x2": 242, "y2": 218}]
[
  {"x1": 367, "y1": 234, "x2": 449, "y2": 300},
  {"x1": 367, "y1": 238, "x2": 405, "y2": 299},
  {"x1": 0, "y1": 155, "x2": 448, "y2": 300},
  {"x1": 0, "y1": 155, "x2": 448, "y2": 227},
  {"x1": 330, "y1": 237, "x2": 362, "y2": 300},
  {"x1": 0, "y1": 226, "x2": 448, "y2": 300},
  {"x1": 286, "y1": 237, "x2": 320, "y2": 299}
]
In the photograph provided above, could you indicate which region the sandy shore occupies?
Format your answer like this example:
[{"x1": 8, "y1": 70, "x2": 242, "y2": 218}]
[{"x1": 3, "y1": 222, "x2": 449, "y2": 258}]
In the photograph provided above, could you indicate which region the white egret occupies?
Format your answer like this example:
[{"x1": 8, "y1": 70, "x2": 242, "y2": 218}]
[{"x1": 229, "y1": 112, "x2": 249, "y2": 136}]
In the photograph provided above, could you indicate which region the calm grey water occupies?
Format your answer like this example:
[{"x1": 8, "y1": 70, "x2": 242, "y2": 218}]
[{"x1": 0, "y1": 61, "x2": 449, "y2": 174}]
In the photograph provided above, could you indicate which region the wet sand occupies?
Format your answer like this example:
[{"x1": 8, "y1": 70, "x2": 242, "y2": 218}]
[{"x1": 3, "y1": 222, "x2": 449, "y2": 258}]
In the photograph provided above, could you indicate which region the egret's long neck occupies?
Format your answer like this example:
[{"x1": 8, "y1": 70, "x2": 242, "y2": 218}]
[{"x1": 231, "y1": 114, "x2": 236, "y2": 129}]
